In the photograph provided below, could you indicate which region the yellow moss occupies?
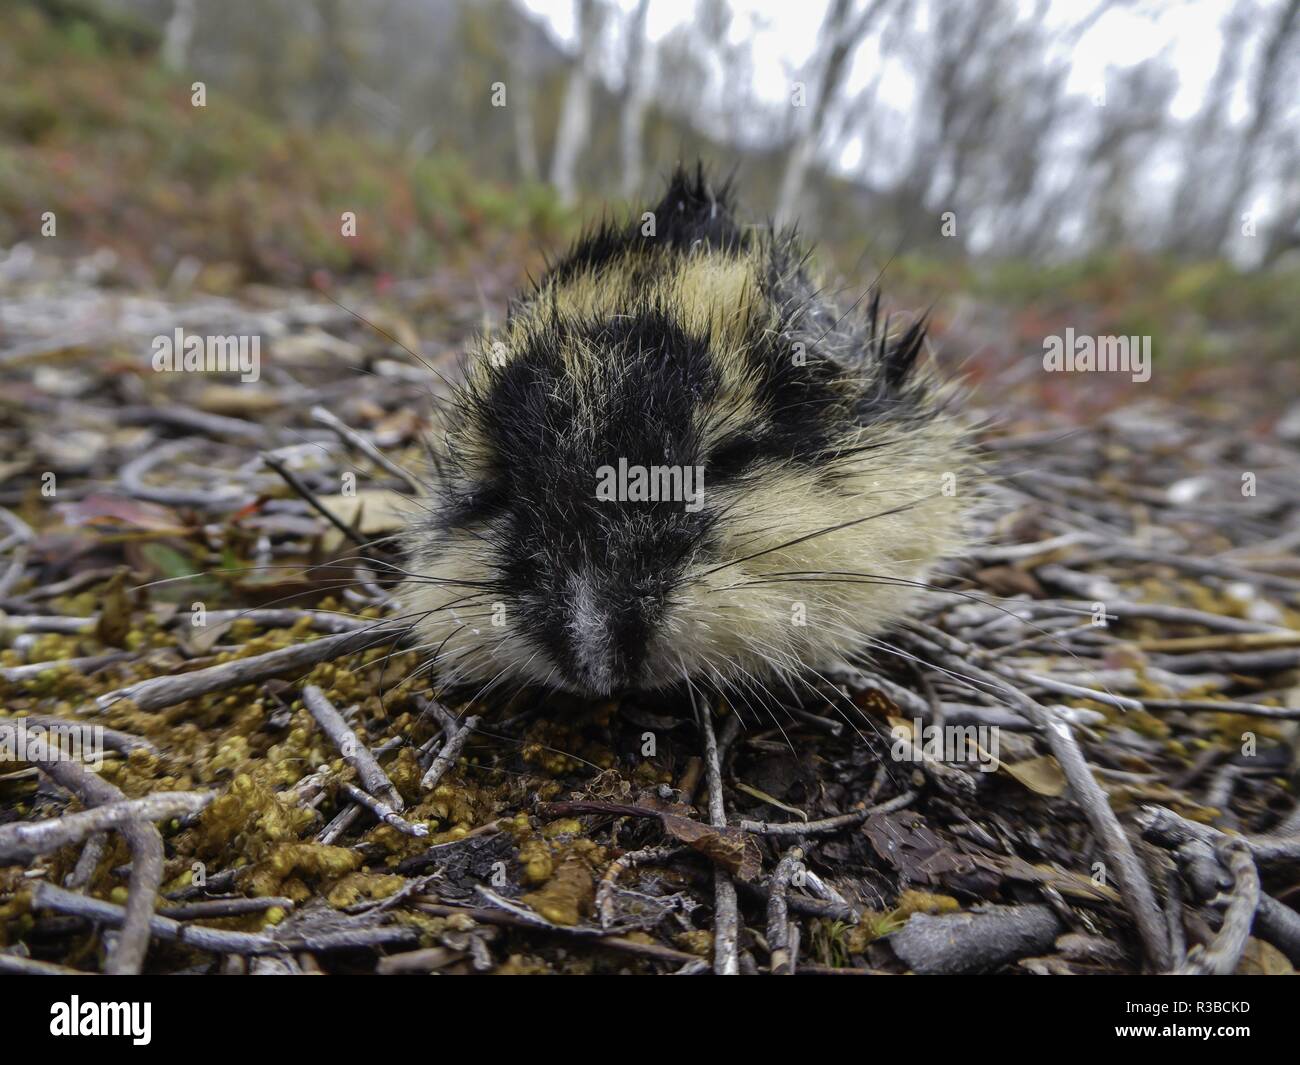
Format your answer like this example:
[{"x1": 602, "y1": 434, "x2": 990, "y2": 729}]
[
  {"x1": 674, "y1": 929, "x2": 713, "y2": 957},
  {"x1": 541, "y1": 818, "x2": 583, "y2": 839},
  {"x1": 495, "y1": 953, "x2": 553, "y2": 975},
  {"x1": 519, "y1": 841, "x2": 603, "y2": 925},
  {"x1": 246, "y1": 842, "x2": 362, "y2": 897},
  {"x1": 892, "y1": 890, "x2": 960, "y2": 918},
  {"x1": 325, "y1": 872, "x2": 406, "y2": 908},
  {"x1": 184, "y1": 773, "x2": 316, "y2": 864},
  {"x1": 517, "y1": 837, "x2": 553, "y2": 886}
]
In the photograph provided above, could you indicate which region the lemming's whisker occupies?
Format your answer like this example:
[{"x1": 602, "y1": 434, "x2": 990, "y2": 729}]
[{"x1": 698, "y1": 495, "x2": 937, "y2": 578}]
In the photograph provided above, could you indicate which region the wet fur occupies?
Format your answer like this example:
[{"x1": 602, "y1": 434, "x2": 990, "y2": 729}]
[{"x1": 401, "y1": 164, "x2": 972, "y2": 698}]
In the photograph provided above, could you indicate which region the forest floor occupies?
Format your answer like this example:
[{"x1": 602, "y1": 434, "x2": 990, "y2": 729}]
[{"x1": 1, "y1": 245, "x2": 1299, "y2": 975}]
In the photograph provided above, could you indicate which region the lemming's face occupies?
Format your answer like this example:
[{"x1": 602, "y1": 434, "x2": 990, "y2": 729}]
[
  {"x1": 400, "y1": 169, "x2": 969, "y2": 700},
  {"x1": 401, "y1": 282, "x2": 966, "y2": 699}
]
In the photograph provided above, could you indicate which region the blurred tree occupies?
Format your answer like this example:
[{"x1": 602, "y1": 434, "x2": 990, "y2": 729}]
[
  {"x1": 550, "y1": 0, "x2": 601, "y2": 206},
  {"x1": 619, "y1": 0, "x2": 652, "y2": 200},
  {"x1": 775, "y1": 0, "x2": 892, "y2": 227}
]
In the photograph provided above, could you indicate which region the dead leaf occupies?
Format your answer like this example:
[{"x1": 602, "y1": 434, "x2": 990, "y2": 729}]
[
  {"x1": 1000, "y1": 754, "x2": 1068, "y2": 797},
  {"x1": 1235, "y1": 937, "x2": 1295, "y2": 975},
  {"x1": 660, "y1": 813, "x2": 762, "y2": 881},
  {"x1": 317, "y1": 489, "x2": 409, "y2": 551}
]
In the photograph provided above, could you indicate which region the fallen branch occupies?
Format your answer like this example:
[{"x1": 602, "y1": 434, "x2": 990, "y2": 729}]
[
  {"x1": 338, "y1": 781, "x2": 427, "y2": 837},
  {"x1": 766, "y1": 847, "x2": 804, "y2": 976},
  {"x1": 738, "y1": 790, "x2": 916, "y2": 836},
  {"x1": 700, "y1": 705, "x2": 739, "y2": 976},
  {"x1": 96, "y1": 622, "x2": 405, "y2": 712},
  {"x1": 420, "y1": 713, "x2": 479, "y2": 791},
  {"x1": 1177, "y1": 841, "x2": 1259, "y2": 975},
  {"x1": 14, "y1": 722, "x2": 164, "y2": 974},
  {"x1": 302, "y1": 684, "x2": 404, "y2": 810},
  {"x1": 0, "y1": 790, "x2": 213, "y2": 863}
]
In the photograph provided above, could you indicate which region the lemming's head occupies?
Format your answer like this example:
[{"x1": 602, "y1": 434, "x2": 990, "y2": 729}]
[{"x1": 401, "y1": 166, "x2": 969, "y2": 698}]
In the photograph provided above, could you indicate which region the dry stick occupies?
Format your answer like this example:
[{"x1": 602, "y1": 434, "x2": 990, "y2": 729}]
[
  {"x1": 2, "y1": 713, "x2": 156, "y2": 755},
  {"x1": 1177, "y1": 841, "x2": 1259, "y2": 976},
  {"x1": 414, "y1": 899, "x2": 702, "y2": 966},
  {"x1": 1096, "y1": 547, "x2": 1300, "y2": 595},
  {"x1": 0, "y1": 614, "x2": 97, "y2": 635},
  {"x1": 192, "y1": 608, "x2": 376, "y2": 634},
  {"x1": 14, "y1": 723, "x2": 163, "y2": 975},
  {"x1": 1136, "y1": 805, "x2": 1300, "y2": 866},
  {"x1": 904, "y1": 625, "x2": 1172, "y2": 971},
  {"x1": 1152, "y1": 648, "x2": 1300, "y2": 674},
  {"x1": 738, "y1": 790, "x2": 916, "y2": 836},
  {"x1": 338, "y1": 781, "x2": 427, "y2": 837},
  {"x1": 766, "y1": 847, "x2": 804, "y2": 976},
  {"x1": 1255, "y1": 894, "x2": 1300, "y2": 965},
  {"x1": 311, "y1": 405, "x2": 422, "y2": 493},
  {"x1": 596, "y1": 846, "x2": 682, "y2": 929},
  {"x1": 0, "y1": 953, "x2": 91, "y2": 975},
  {"x1": 1040, "y1": 715, "x2": 1173, "y2": 972},
  {"x1": 1, "y1": 650, "x2": 135, "y2": 681},
  {"x1": 1018, "y1": 671, "x2": 1144, "y2": 713},
  {"x1": 96, "y1": 622, "x2": 404, "y2": 713},
  {"x1": 3, "y1": 712, "x2": 156, "y2": 754},
  {"x1": 157, "y1": 896, "x2": 294, "y2": 921},
  {"x1": 1138, "y1": 631, "x2": 1300, "y2": 654},
  {"x1": 1138, "y1": 698, "x2": 1300, "y2": 720},
  {"x1": 30, "y1": 881, "x2": 415, "y2": 955},
  {"x1": 420, "y1": 714, "x2": 480, "y2": 791},
  {"x1": 67, "y1": 832, "x2": 108, "y2": 889},
  {"x1": 317, "y1": 804, "x2": 362, "y2": 845},
  {"x1": 699, "y1": 705, "x2": 740, "y2": 976},
  {"x1": 0, "y1": 543, "x2": 29, "y2": 599},
  {"x1": 301, "y1": 684, "x2": 404, "y2": 810},
  {"x1": 0, "y1": 791, "x2": 214, "y2": 863},
  {"x1": 260, "y1": 450, "x2": 369, "y2": 548}
]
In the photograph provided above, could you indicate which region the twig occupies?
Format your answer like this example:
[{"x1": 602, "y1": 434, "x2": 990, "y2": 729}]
[
  {"x1": 699, "y1": 703, "x2": 739, "y2": 976},
  {"x1": 157, "y1": 896, "x2": 294, "y2": 921},
  {"x1": 302, "y1": 684, "x2": 404, "y2": 810},
  {"x1": 0, "y1": 952, "x2": 91, "y2": 975},
  {"x1": 414, "y1": 899, "x2": 702, "y2": 965},
  {"x1": 311, "y1": 405, "x2": 422, "y2": 492},
  {"x1": 420, "y1": 714, "x2": 479, "y2": 791},
  {"x1": 738, "y1": 790, "x2": 916, "y2": 836},
  {"x1": 96, "y1": 622, "x2": 405, "y2": 712},
  {"x1": 337, "y1": 780, "x2": 427, "y2": 837},
  {"x1": 1137, "y1": 805, "x2": 1300, "y2": 866},
  {"x1": 0, "y1": 653, "x2": 136, "y2": 686},
  {"x1": 1019, "y1": 671, "x2": 1144, "y2": 712},
  {"x1": 260, "y1": 450, "x2": 369, "y2": 548},
  {"x1": 902, "y1": 624, "x2": 1172, "y2": 971},
  {"x1": 766, "y1": 847, "x2": 804, "y2": 975},
  {"x1": 2, "y1": 713, "x2": 156, "y2": 755},
  {"x1": 67, "y1": 831, "x2": 108, "y2": 890},
  {"x1": 1177, "y1": 841, "x2": 1259, "y2": 975},
  {"x1": 30, "y1": 881, "x2": 413, "y2": 955},
  {"x1": 596, "y1": 846, "x2": 682, "y2": 929},
  {"x1": 0, "y1": 791, "x2": 214, "y2": 863},
  {"x1": 14, "y1": 722, "x2": 163, "y2": 974},
  {"x1": 1138, "y1": 698, "x2": 1300, "y2": 720}
]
